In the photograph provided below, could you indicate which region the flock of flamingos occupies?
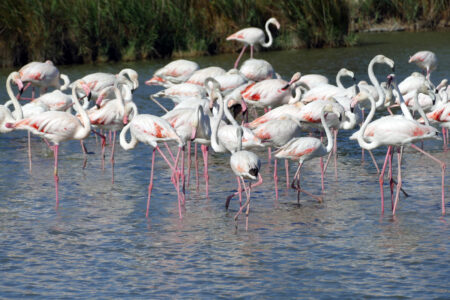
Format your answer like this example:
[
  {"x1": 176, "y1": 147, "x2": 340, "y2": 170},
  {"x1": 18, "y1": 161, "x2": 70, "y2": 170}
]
[{"x1": 0, "y1": 18, "x2": 448, "y2": 230}]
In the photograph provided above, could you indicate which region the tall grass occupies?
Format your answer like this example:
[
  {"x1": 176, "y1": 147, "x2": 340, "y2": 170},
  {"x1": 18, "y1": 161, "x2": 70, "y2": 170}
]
[{"x1": 0, "y1": 0, "x2": 448, "y2": 67}]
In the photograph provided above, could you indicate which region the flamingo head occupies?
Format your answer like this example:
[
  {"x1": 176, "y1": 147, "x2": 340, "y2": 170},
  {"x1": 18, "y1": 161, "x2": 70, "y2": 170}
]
[
  {"x1": 267, "y1": 17, "x2": 280, "y2": 30},
  {"x1": 373, "y1": 54, "x2": 395, "y2": 71},
  {"x1": 350, "y1": 91, "x2": 370, "y2": 112},
  {"x1": 11, "y1": 72, "x2": 24, "y2": 93},
  {"x1": 282, "y1": 72, "x2": 301, "y2": 90}
]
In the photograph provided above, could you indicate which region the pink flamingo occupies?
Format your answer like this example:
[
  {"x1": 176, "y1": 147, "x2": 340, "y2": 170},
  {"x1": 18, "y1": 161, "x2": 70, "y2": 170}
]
[
  {"x1": 241, "y1": 72, "x2": 302, "y2": 110},
  {"x1": 274, "y1": 104, "x2": 340, "y2": 203},
  {"x1": 5, "y1": 81, "x2": 92, "y2": 208},
  {"x1": 16, "y1": 60, "x2": 70, "y2": 99},
  {"x1": 227, "y1": 17, "x2": 280, "y2": 69},
  {"x1": 239, "y1": 58, "x2": 277, "y2": 82},
  {"x1": 229, "y1": 126, "x2": 263, "y2": 231},
  {"x1": 408, "y1": 50, "x2": 437, "y2": 81},
  {"x1": 145, "y1": 59, "x2": 199, "y2": 87},
  {"x1": 298, "y1": 74, "x2": 329, "y2": 90},
  {"x1": 119, "y1": 111, "x2": 185, "y2": 218},
  {"x1": 186, "y1": 66, "x2": 227, "y2": 86},
  {"x1": 350, "y1": 83, "x2": 445, "y2": 215}
]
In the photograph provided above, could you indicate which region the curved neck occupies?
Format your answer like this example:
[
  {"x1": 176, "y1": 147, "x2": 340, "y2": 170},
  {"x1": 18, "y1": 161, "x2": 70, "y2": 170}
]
[
  {"x1": 320, "y1": 109, "x2": 334, "y2": 153},
  {"x1": 60, "y1": 74, "x2": 70, "y2": 91},
  {"x1": 119, "y1": 121, "x2": 138, "y2": 150},
  {"x1": 336, "y1": 70, "x2": 349, "y2": 89},
  {"x1": 211, "y1": 92, "x2": 224, "y2": 152},
  {"x1": 6, "y1": 73, "x2": 23, "y2": 120},
  {"x1": 224, "y1": 97, "x2": 239, "y2": 126},
  {"x1": 357, "y1": 95, "x2": 377, "y2": 150},
  {"x1": 71, "y1": 84, "x2": 91, "y2": 139},
  {"x1": 288, "y1": 87, "x2": 302, "y2": 104},
  {"x1": 392, "y1": 80, "x2": 413, "y2": 120},
  {"x1": 413, "y1": 91, "x2": 430, "y2": 126},
  {"x1": 261, "y1": 20, "x2": 274, "y2": 48},
  {"x1": 368, "y1": 59, "x2": 385, "y2": 108}
]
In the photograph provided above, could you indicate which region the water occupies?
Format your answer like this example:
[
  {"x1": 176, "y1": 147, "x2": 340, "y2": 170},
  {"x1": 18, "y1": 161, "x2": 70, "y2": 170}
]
[{"x1": 0, "y1": 32, "x2": 449, "y2": 298}]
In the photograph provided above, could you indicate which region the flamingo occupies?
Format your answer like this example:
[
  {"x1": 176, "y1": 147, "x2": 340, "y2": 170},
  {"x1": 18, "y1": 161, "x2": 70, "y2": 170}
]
[
  {"x1": 229, "y1": 126, "x2": 263, "y2": 231},
  {"x1": 119, "y1": 110, "x2": 185, "y2": 218},
  {"x1": 298, "y1": 74, "x2": 329, "y2": 90},
  {"x1": 239, "y1": 58, "x2": 277, "y2": 82},
  {"x1": 145, "y1": 59, "x2": 199, "y2": 87},
  {"x1": 350, "y1": 80, "x2": 445, "y2": 215},
  {"x1": 408, "y1": 50, "x2": 437, "y2": 81},
  {"x1": 74, "y1": 69, "x2": 139, "y2": 101},
  {"x1": 241, "y1": 72, "x2": 302, "y2": 110},
  {"x1": 186, "y1": 66, "x2": 226, "y2": 86},
  {"x1": 1, "y1": 72, "x2": 24, "y2": 133},
  {"x1": 30, "y1": 90, "x2": 73, "y2": 112},
  {"x1": 5, "y1": 81, "x2": 92, "y2": 208},
  {"x1": 274, "y1": 104, "x2": 340, "y2": 203},
  {"x1": 227, "y1": 17, "x2": 280, "y2": 69},
  {"x1": 212, "y1": 69, "x2": 248, "y2": 94},
  {"x1": 247, "y1": 97, "x2": 304, "y2": 129},
  {"x1": 16, "y1": 60, "x2": 70, "y2": 99},
  {"x1": 252, "y1": 116, "x2": 302, "y2": 199}
]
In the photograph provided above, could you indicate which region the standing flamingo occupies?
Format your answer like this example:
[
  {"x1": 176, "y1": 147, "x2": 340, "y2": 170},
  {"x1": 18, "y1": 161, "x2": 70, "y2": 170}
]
[
  {"x1": 1, "y1": 72, "x2": 24, "y2": 133},
  {"x1": 274, "y1": 104, "x2": 340, "y2": 203},
  {"x1": 119, "y1": 110, "x2": 185, "y2": 218},
  {"x1": 229, "y1": 126, "x2": 263, "y2": 231},
  {"x1": 408, "y1": 50, "x2": 437, "y2": 81},
  {"x1": 227, "y1": 17, "x2": 280, "y2": 69},
  {"x1": 145, "y1": 59, "x2": 199, "y2": 87},
  {"x1": 16, "y1": 60, "x2": 70, "y2": 99},
  {"x1": 5, "y1": 81, "x2": 92, "y2": 208},
  {"x1": 350, "y1": 84, "x2": 445, "y2": 215}
]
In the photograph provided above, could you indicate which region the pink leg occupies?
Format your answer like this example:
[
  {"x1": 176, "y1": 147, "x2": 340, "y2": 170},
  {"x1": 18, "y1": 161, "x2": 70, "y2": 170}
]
[
  {"x1": 392, "y1": 146, "x2": 404, "y2": 215},
  {"x1": 285, "y1": 159, "x2": 290, "y2": 189},
  {"x1": 443, "y1": 128, "x2": 448, "y2": 152},
  {"x1": 164, "y1": 142, "x2": 176, "y2": 163},
  {"x1": 146, "y1": 149, "x2": 156, "y2": 218},
  {"x1": 268, "y1": 147, "x2": 272, "y2": 166},
  {"x1": 53, "y1": 144, "x2": 59, "y2": 209},
  {"x1": 361, "y1": 109, "x2": 365, "y2": 162},
  {"x1": 410, "y1": 144, "x2": 446, "y2": 215},
  {"x1": 181, "y1": 146, "x2": 186, "y2": 203},
  {"x1": 234, "y1": 179, "x2": 251, "y2": 230},
  {"x1": 368, "y1": 150, "x2": 380, "y2": 174},
  {"x1": 27, "y1": 131, "x2": 32, "y2": 174},
  {"x1": 92, "y1": 130, "x2": 106, "y2": 170},
  {"x1": 320, "y1": 156, "x2": 325, "y2": 191},
  {"x1": 80, "y1": 140, "x2": 88, "y2": 155},
  {"x1": 110, "y1": 131, "x2": 116, "y2": 183},
  {"x1": 388, "y1": 147, "x2": 394, "y2": 209},
  {"x1": 201, "y1": 145, "x2": 209, "y2": 197},
  {"x1": 226, "y1": 176, "x2": 242, "y2": 209},
  {"x1": 379, "y1": 146, "x2": 392, "y2": 213},
  {"x1": 333, "y1": 129, "x2": 338, "y2": 180},
  {"x1": 187, "y1": 141, "x2": 191, "y2": 188},
  {"x1": 234, "y1": 45, "x2": 247, "y2": 69},
  {"x1": 250, "y1": 45, "x2": 254, "y2": 58},
  {"x1": 194, "y1": 143, "x2": 199, "y2": 192},
  {"x1": 274, "y1": 158, "x2": 279, "y2": 201}
]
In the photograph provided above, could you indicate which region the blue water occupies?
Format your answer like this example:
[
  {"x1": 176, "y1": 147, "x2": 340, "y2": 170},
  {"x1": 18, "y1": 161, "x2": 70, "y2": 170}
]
[{"x1": 0, "y1": 32, "x2": 449, "y2": 298}]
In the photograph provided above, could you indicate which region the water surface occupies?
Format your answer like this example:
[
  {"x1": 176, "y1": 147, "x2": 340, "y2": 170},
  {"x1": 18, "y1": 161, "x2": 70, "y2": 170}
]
[{"x1": 0, "y1": 31, "x2": 449, "y2": 298}]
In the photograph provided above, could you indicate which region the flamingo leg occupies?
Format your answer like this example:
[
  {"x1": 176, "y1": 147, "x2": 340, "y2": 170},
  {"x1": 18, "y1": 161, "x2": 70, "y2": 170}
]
[
  {"x1": 53, "y1": 144, "x2": 59, "y2": 209},
  {"x1": 388, "y1": 147, "x2": 395, "y2": 209},
  {"x1": 201, "y1": 145, "x2": 209, "y2": 198},
  {"x1": 181, "y1": 146, "x2": 186, "y2": 204},
  {"x1": 250, "y1": 45, "x2": 254, "y2": 59},
  {"x1": 291, "y1": 162, "x2": 322, "y2": 203},
  {"x1": 333, "y1": 129, "x2": 338, "y2": 180},
  {"x1": 410, "y1": 144, "x2": 446, "y2": 215},
  {"x1": 392, "y1": 146, "x2": 404, "y2": 215},
  {"x1": 268, "y1": 147, "x2": 272, "y2": 166},
  {"x1": 110, "y1": 131, "x2": 116, "y2": 184},
  {"x1": 92, "y1": 130, "x2": 106, "y2": 170},
  {"x1": 274, "y1": 158, "x2": 278, "y2": 201},
  {"x1": 361, "y1": 109, "x2": 365, "y2": 163},
  {"x1": 234, "y1": 178, "x2": 251, "y2": 230},
  {"x1": 443, "y1": 128, "x2": 448, "y2": 152},
  {"x1": 225, "y1": 176, "x2": 242, "y2": 210},
  {"x1": 187, "y1": 141, "x2": 191, "y2": 188},
  {"x1": 368, "y1": 150, "x2": 380, "y2": 174},
  {"x1": 194, "y1": 143, "x2": 199, "y2": 192},
  {"x1": 233, "y1": 45, "x2": 247, "y2": 69},
  {"x1": 285, "y1": 159, "x2": 290, "y2": 189},
  {"x1": 379, "y1": 146, "x2": 392, "y2": 213},
  {"x1": 146, "y1": 148, "x2": 156, "y2": 218},
  {"x1": 27, "y1": 131, "x2": 32, "y2": 174}
]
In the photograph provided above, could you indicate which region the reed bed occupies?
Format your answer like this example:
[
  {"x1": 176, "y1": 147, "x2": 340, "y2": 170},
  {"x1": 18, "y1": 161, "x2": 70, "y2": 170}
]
[{"x1": 0, "y1": 0, "x2": 448, "y2": 67}]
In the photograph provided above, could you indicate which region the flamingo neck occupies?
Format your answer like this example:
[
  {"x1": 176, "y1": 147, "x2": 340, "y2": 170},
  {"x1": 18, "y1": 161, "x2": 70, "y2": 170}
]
[
  {"x1": 71, "y1": 84, "x2": 91, "y2": 140},
  {"x1": 211, "y1": 92, "x2": 224, "y2": 152},
  {"x1": 320, "y1": 109, "x2": 334, "y2": 153},
  {"x1": 357, "y1": 94, "x2": 377, "y2": 150},
  {"x1": 119, "y1": 121, "x2": 138, "y2": 150},
  {"x1": 60, "y1": 74, "x2": 70, "y2": 91},
  {"x1": 261, "y1": 19, "x2": 274, "y2": 48},
  {"x1": 368, "y1": 59, "x2": 385, "y2": 108},
  {"x1": 392, "y1": 80, "x2": 414, "y2": 120},
  {"x1": 6, "y1": 72, "x2": 23, "y2": 120},
  {"x1": 412, "y1": 90, "x2": 430, "y2": 126}
]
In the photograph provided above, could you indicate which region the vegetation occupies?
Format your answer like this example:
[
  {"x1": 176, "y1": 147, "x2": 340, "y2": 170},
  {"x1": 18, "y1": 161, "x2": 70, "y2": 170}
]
[{"x1": 0, "y1": 0, "x2": 448, "y2": 67}]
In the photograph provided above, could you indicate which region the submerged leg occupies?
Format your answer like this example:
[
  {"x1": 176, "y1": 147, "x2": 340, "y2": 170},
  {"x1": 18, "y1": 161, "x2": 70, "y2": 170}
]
[
  {"x1": 392, "y1": 146, "x2": 404, "y2": 215},
  {"x1": 53, "y1": 144, "x2": 60, "y2": 209},
  {"x1": 146, "y1": 149, "x2": 156, "y2": 218}
]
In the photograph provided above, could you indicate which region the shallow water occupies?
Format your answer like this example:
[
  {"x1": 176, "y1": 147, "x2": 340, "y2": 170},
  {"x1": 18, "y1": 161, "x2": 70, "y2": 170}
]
[{"x1": 0, "y1": 32, "x2": 449, "y2": 298}]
